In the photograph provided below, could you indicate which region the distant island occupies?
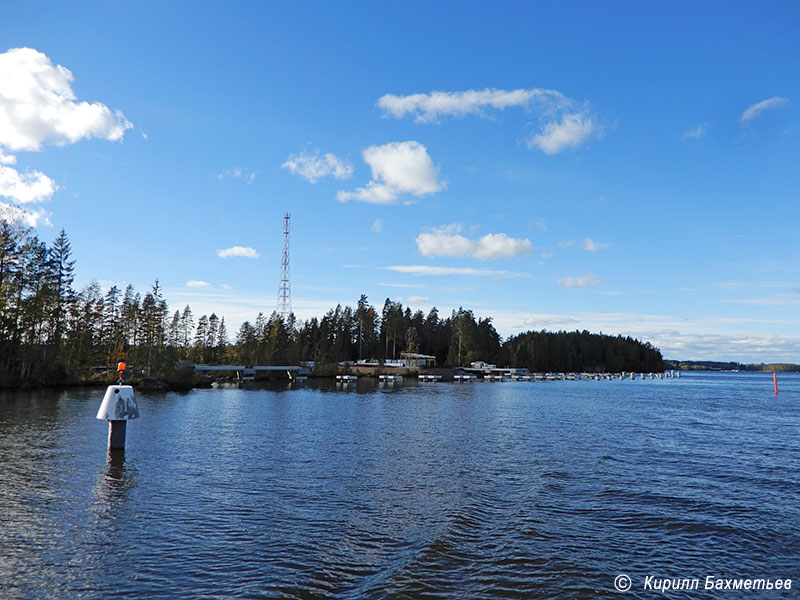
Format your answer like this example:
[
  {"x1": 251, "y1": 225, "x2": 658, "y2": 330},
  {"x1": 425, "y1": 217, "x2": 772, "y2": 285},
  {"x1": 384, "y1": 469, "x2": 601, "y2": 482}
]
[{"x1": 665, "y1": 360, "x2": 800, "y2": 372}]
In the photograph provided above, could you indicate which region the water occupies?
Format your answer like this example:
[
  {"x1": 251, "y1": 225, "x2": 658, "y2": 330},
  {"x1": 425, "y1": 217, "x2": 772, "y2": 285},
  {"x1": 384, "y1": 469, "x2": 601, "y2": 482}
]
[{"x1": 1, "y1": 372, "x2": 798, "y2": 599}]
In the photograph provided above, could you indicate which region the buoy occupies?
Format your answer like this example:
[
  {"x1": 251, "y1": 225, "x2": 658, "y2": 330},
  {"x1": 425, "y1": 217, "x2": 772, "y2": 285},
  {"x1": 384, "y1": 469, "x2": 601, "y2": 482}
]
[
  {"x1": 97, "y1": 385, "x2": 139, "y2": 452},
  {"x1": 773, "y1": 372, "x2": 778, "y2": 396},
  {"x1": 117, "y1": 361, "x2": 127, "y2": 384}
]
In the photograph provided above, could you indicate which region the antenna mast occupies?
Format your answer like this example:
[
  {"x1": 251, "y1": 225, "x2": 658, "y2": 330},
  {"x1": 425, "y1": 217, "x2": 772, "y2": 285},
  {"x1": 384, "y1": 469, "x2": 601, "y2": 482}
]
[{"x1": 278, "y1": 213, "x2": 292, "y2": 321}]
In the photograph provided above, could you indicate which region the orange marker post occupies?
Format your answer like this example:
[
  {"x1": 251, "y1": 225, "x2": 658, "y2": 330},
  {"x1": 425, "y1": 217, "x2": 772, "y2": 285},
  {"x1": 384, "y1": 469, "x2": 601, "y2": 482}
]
[
  {"x1": 773, "y1": 372, "x2": 778, "y2": 396},
  {"x1": 117, "y1": 361, "x2": 127, "y2": 384}
]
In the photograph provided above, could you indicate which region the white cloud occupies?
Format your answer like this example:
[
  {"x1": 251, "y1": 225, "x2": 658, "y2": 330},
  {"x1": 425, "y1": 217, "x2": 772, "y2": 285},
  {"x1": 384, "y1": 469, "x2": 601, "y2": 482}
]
[
  {"x1": 216, "y1": 167, "x2": 256, "y2": 184},
  {"x1": 527, "y1": 110, "x2": 596, "y2": 154},
  {"x1": 377, "y1": 87, "x2": 569, "y2": 123},
  {"x1": 558, "y1": 238, "x2": 575, "y2": 248},
  {"x1": 681, "y1": 122, "x2": 709, "y2": 140},
  {"x1": 557, "y1": 273, "x2": 602, "y2": 288},
  {"x1": 186, "y1": 280, "x2": 212, "y2": 288},
  {"x1": 0, "y1": 165, "x2": 57, "y2": 204},
  {"x1": 0, "y1": 47, "x2": 132, "y2": 152},
  {"x1": 740, "y1": 97, "x2": 789, "y2": 123},
  {"x1": 415, "y1": 224, "x2": 474, "y2": 258},
  {"x1": 416, "y1": 223, "x2": 532, "y2": 260},
  {"x1": 378, "y1": 87, "x2": 599, "y2": 155},
  {"x1": 406, "y1": 296, "x2": 430, "y2": 303},
  {"x1": 541, "y1": 251, "x2": 554, "y2": 259},
  {"x1": 379, "y1": 282, "x2": 425, "y2": 288},
  {"x1": 381, "y1": 265, "x2": 528, "y2": 278},
  {"x1": 583, "y1": 237, "x2": 610, "y2": 252},
  {"x1": 653, "y1": 331, "x2": 800, "y2": 361},
  {"x1": 337, "y1": 141, "x2": 444, "y2": 204},
  {"x1": 282, "y1": 148, "x2": 353, "y2": 183},
  {"x1": 522, "y1": 315, "x2": 580, "y2": 328},
  {"x1": 216, "y1": 246, "x2": 260, "y2": 259},
  {"x1": 0, "y1": 47, "x2": 132, "y2": 223},
  {"x1": 474, "y1": 232, "x2": 533, "y2": 260},
  {"x1": 371, "y1": 218, "x2": 383, "y2": 233}
]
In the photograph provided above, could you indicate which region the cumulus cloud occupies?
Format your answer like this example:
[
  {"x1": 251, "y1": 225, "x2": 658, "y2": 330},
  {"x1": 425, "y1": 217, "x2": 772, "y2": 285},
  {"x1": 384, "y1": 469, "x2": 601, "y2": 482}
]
[
  {"x1": 583, "y1": 237, "x2": 610, "y2": 252},
  {"x1": 416, "y1": 223, "x2": 532, "y2": 260},
  {"x1": 0, "y1": 47, "x2": 132, "y2": 222},
  {"x1": 527, "y1": 110, "x2": 596, "y2": 155},
  {"x1": 0, "y1": 47, "x2": 132, "y2": 152},
  {"x1": 381, "y1": 265, "x2": 528, "y2": 278},
  {"x1": 282, "y1": 148, "x2": 353, "y2": 183},
  {"x1": 681, "y1": 122, "x2": 709, "y2": 140},
  {"x1": 740, "y1": 97, "x2": 789, "y2": 123},
  {"x1": 0, "y1": 165, "x2": 57, "y2": 204},
  {"x1": 558, "y1": 238, "x2": 575, "y2": 248},
  {"x1": 377, "y1": 87, "x2": 599, "y2": 155},
  {"x1": 557, "y1": 273, "x2": 602, "y2": 288},
  {"x1": 337, "y1": 141, "x2": 444, "y2": 204},
  {"x1": 217, "y1": 246, "x2": 260, "y2": 259},
  {"x1": 186, "y1": 280, "x2": 212, "y2": 288},
  {"x1": 415, "y1": 224, "x2": 473, "y2": 258}
]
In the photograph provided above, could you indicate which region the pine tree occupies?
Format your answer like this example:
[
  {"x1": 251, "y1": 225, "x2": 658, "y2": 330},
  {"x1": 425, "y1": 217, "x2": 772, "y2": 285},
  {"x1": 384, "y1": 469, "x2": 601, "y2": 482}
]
[
  {"x1": 180, "y1": 305, "x2": 194, "y2": 348},
  {"x1": 48, "y1": 229, "x2": 75, "y2": 350}
]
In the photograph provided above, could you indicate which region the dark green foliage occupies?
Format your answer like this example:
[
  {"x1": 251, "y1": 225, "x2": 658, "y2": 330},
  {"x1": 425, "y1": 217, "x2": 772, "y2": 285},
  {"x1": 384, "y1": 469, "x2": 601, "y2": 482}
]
[{"x1": 502, "y1": 329, "x2": 664, "y2": 373}]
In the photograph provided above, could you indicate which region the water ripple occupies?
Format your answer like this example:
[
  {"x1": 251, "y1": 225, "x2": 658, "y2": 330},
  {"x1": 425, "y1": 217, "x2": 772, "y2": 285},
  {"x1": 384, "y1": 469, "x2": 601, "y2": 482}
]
[{"x1": 1, "y1": 374, "x2": 799, "y2": 598}]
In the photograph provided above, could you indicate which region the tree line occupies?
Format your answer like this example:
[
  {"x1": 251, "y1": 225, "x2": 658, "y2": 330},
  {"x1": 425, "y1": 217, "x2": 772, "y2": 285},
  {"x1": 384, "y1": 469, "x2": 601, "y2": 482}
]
[{"x1": 0, "y1": 220, "x2": 663, "y2": 386}]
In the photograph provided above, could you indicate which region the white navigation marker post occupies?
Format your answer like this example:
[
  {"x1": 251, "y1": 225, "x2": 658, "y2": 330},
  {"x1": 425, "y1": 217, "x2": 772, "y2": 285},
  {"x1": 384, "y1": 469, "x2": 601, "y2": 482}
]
[{"x1": 96, "y1": 385, "x2": 139, "y2": 452}]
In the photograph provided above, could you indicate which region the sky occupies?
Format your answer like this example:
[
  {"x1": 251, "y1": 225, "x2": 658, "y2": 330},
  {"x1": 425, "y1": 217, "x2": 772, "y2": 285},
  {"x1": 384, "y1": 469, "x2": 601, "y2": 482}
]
[{"x1": 1, "y1": 1, "x2": 799, "y2": 362}]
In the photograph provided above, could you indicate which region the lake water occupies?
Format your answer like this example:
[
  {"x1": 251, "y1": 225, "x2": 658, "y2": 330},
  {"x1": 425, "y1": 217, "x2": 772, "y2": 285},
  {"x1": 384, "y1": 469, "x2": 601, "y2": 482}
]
[{"x1": 1, "y1": 372, "x2": 798, "y2": 599}]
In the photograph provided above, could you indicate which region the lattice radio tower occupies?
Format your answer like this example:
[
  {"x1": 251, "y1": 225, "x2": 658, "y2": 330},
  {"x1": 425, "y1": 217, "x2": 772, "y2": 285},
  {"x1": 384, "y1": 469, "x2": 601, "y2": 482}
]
[{"x1": 277, "y1": 213, "x2": 292, "y2": 320}]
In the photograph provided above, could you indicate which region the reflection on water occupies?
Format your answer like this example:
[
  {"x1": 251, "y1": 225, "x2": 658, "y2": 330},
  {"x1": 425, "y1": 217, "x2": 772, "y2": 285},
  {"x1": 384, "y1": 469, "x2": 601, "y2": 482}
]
[
  {"x1": 92, "y1": 452, "x2": 137, "y2": 519},
  {"x1": 1, "y1": 373, "x2": 799, "y2": 599}
]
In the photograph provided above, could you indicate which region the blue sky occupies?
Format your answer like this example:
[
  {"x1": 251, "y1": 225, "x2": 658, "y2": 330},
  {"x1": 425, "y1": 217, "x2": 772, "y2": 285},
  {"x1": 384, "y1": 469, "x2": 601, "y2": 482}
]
[{"x1": 1, "y1": 1, "x2": 799, "y2": 362}]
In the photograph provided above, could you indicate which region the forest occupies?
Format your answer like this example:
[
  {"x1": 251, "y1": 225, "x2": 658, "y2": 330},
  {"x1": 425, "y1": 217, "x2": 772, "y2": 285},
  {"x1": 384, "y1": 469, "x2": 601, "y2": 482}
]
[{"x1": 0, "y1": 220, "x2": 663, "y2": 387}]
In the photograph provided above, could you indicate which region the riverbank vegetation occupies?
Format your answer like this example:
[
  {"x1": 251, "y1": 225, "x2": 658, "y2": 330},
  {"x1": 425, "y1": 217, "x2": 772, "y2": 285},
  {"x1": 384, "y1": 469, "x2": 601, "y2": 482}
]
[{"x1": 1, "y1": 220, "x2": 663, "y2": 387}]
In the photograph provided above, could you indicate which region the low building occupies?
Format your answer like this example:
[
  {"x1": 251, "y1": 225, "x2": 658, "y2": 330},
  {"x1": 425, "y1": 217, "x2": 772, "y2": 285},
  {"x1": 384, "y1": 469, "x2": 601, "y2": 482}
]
[{"x1": 401, "y1": 353, "x2": 437, "y2": 368}]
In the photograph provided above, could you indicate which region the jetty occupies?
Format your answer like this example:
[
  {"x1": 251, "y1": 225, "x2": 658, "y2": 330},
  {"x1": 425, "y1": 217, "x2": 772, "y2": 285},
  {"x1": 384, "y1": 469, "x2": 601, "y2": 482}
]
[{"x1": 193, "y1": 364, "x2": 309, "y2": 381}]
